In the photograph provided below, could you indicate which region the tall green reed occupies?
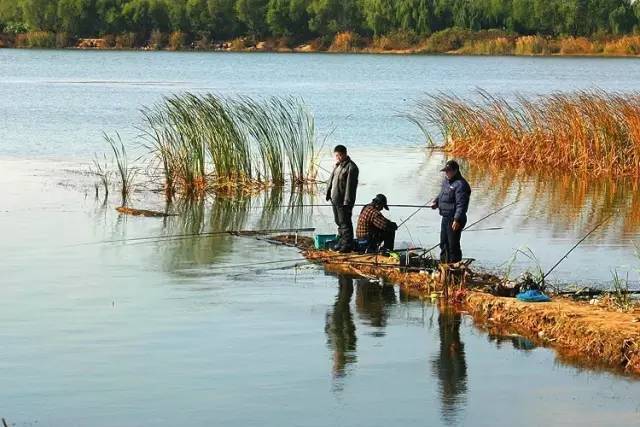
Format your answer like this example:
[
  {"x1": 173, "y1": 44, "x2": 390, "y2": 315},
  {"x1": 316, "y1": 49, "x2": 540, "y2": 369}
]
[{"x1": 140, "y1": 93, "x2": 318, "y2": 197}]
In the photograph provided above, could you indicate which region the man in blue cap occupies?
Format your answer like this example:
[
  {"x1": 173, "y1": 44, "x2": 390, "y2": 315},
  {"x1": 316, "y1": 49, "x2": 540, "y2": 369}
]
[{"x1": 430, "y1": 160, "x2": 471, "y2": 263}]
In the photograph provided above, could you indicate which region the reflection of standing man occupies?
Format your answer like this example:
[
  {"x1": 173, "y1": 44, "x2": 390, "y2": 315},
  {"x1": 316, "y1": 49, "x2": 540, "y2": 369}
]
[
  {"x1": 325, "y1": 276, "x2": 357, "y2": 378},
  {"x1": 432, "y1": 305, "x2": 467, "y2": 425},
  {"x1": 326, "y1": 145, "x2": 359, "y2": 253},
  {"x1": 430, "y1": 160, "x2": 471, "y2": 263}
]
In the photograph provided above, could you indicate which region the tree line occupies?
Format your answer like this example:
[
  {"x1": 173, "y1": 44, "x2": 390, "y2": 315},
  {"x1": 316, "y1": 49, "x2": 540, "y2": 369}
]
[{"x1": 1, "y1": 0, "x2": 640, "y2": 43}]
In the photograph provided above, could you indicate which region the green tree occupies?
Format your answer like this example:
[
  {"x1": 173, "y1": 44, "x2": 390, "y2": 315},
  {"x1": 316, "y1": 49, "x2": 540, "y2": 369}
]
[
  {"x1": 235, "y1": 0, "x2": 269, "y2": 37},
  {"x1": 20, "y1": 0, "x2": 60, "y2": 31},
  {"x1": 57, "y1": 0, "x2": 94, "y2": 35},
  {"x1": 266, "y1": 0, "x2": 309, "y2": 37},
  {"x1": 360, "y1": 0, "x2": 395, "y2": 36},
  {"x1": 307, "y1": 0, "x2": 363, "y2": 35},
  {"x1": 395, "y1": 0, "x2": 433, "y2": 35}
]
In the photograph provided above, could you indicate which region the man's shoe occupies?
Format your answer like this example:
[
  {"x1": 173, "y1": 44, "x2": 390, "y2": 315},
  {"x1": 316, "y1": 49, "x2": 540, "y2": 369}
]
[
  {"x1": 331, "y1": 243, "x2": 343, "y2": 251},
  {"x1": 339, "y1": 246, "x2": 353, "y2": 254}
]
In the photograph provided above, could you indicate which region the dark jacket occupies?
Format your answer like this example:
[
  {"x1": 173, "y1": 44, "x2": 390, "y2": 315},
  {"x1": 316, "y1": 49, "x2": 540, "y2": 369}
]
[
  {"x1": 434, "y1": 172, "x2": 471, "y2": 220},
  {"x1": 326, "y1": 156, "x2": 359, "y2": 206}
]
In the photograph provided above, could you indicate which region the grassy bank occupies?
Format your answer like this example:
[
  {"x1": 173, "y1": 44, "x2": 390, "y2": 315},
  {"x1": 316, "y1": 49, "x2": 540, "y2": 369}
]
[
  {"x1": 4, "y1": 29, "x2": 640, "y2": 57},
  {"x1": 407, "y1": 90, "x2": 640, "y2": 177}
]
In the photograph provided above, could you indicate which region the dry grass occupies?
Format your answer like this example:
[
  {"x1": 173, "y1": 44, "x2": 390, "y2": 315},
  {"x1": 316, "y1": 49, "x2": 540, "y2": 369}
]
[
  {"x1": 515, "y1": 35, "x2": 557, "y2": 55},
  {"x1": 168, "y1": 32, "x2": 187, "y2": 50},
  {"x1": 329, "y1": 32, "x2": 363, "y2": 52},
  {"x1": 604, "y1": 36, "x2": 640, "y2": 56},
  {"x1": 560, "y1": 37, "x2": 595, "y2": 55},
  {"x1": 407, "y1": 90, "x2": 640, "y2": 176},
  {"x1": 458, "y1": 37, "x2": 514, "y2": 55},
  {"x1": 466, "y1": 293, "x2": 640, "y2": 374}
]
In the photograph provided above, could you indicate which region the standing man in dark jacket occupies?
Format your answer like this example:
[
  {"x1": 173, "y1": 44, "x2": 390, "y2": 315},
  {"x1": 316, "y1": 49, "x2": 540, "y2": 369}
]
[
  {"x1": 430, "y1": 160, "x2": 471, "y2": 263},
  {"x1": 326, "y1": 145, "x2": 359, "y2": 253}
]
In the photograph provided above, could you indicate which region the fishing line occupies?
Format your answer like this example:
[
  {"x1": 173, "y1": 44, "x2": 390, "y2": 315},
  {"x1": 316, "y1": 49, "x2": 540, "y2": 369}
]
[
  {"x1": 539, "y1": 213, "x2": 615, "y2": 284},
  {"x1": 71, "y1": 227, "x2": 316, "y2": 247},
  {"x1": 422, "y1": 200, "x2": 519, "y2": 253}
]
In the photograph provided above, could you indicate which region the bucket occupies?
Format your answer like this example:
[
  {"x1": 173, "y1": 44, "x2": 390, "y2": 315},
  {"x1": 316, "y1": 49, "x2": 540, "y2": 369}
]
[{"x1": 314, "y1": 234, "x2": 338, "y2": 250}]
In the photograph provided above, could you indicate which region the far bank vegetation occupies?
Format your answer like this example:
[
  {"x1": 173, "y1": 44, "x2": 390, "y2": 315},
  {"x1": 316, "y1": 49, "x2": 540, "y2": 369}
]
[{"x1": 3, "y1": 0, "x2": 640, "y2": 57}]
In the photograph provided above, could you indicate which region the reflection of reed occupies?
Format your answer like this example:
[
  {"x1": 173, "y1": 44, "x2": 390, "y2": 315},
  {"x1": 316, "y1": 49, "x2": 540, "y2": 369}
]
[
  {"x1": 155, "y1": 188, "x2": 314, "y2": 272},
  {"x1": 159, "y1": 197, "x2": 246, "y2": 271},
  {"x1": 431, "y1": 305, "x2": 467, "y2": 426},
  {"x1": 256, "y1": 189, "x2": 315, "y2": 231},
  {"x1": 465, "y1": 160, "x2": 640, "y2": 239}
]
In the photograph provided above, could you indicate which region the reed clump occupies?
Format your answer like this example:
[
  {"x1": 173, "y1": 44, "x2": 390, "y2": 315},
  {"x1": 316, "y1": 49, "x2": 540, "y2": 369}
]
[
  {"x1": 15, "y1": 31, "x2": 56, "y2": 48},
  {"x1": 559, "y1": 37, "x2": 595, "y2": 55},
  {"x1": 141, "y1": 93, "x2": 319, "y2": 198},
  {"x1": 603, "y1": 35, "x2": 640, "y2": 56},
  {"x1": 408, "y1": 90, "x2": 640, "y2": 177},
  {"x1": 329, "y1": 31, "x2": 363, "y2": 52},
  {"x1": 514, "y1": 35, "x2": 556, "y2": 55}
]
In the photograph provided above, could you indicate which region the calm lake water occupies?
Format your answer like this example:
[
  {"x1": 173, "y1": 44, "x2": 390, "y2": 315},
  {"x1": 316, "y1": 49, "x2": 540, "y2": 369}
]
[{"x1": 1, "y1": 50, "x2": 640, "y2": 426}]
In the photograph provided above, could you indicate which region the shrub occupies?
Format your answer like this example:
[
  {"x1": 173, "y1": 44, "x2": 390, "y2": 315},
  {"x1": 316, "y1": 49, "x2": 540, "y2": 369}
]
[
  {"x1": 329, "y1": 31, "x2": 363, "y2": 52},
  {"x1": 16, "y1": 31, "x2": 56, "y2": 48},
  {"x1": 56, "y1": 32, "x2": 71, "y2": 48},
  {"x1": 559, "y1": 37, "x2": 594, "y2": 55},
  {"x1": 459, "y1": 37, "x2": 514, "y2": 55},
  {"x1": 230, "y1": 37, "x2": 249, "y2": 51},
  {"x1": 103, "y1": 34, "x2": 116, "y2": 48},
  {"x1": 149, "y1": 29, "x2": 166, "y2": 49},
  {"x1": 515, "y1": 35, "x2": 552, "y2": 55},
  {"x1": 604, "y1": 36, "x2": 640, "y2": 56},
  {"x1": 372, "y1": 30, "x2": 418, "y2": 51},
  {"x1": 168, "y1": 31, "x2": 186, "y2": 50},
  {"x1": 194, "y1": 34, "x2": 210, "y2": 50},
  {"x1": 423, "y1": 28, "x2": 472, "y2": 53},
  {"x1": 115, "y1": 32, "x2": 136, "y2": 49}
]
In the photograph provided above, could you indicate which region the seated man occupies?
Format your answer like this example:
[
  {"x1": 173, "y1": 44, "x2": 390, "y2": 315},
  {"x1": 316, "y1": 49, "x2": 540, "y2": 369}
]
[{"x1": 356, "y1": 194, "x2": 398, "y2": 253}]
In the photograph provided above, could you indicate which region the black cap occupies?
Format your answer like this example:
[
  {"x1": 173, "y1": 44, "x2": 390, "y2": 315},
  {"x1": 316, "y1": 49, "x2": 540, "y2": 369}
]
[
  {"x1": 440, "y1": 160, "x2": 460, "y2": 172},
  {"x1": 372, "y1": 194, "x2": 389, "y2": 210}
]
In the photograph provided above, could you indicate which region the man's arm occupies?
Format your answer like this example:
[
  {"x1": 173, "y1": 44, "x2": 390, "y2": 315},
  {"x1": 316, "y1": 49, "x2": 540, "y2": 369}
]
[
  {"x1": 453, "y1": 182, "x2": 470, "y2": 221},
  {"x1": 326, "y1": 169, "x2": 334, "y2": 202},
  {"x1": 344, "y1": 164, "x2": 359, "y2": 206}
]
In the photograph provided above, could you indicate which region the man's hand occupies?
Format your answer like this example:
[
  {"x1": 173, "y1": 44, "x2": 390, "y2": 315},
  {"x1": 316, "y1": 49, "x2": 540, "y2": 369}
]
[
  {"x1": 390, "y1": 222, "x2": 398, "y2": 231},
  {"x1": 452, "y1": 220, "x2": 461, "y2": 232},
  {"x1": 430, "y1": 201, "x2": 438, "y2": 210}
]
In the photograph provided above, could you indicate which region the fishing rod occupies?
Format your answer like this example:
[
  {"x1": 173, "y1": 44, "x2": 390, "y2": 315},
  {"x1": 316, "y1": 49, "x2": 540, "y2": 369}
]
[
  {"x1": 398, "y1": 203, "x2": 432, "y2": 228},
  {"x1": 199, "y1": 246, "x2": 425, "y2": 273},
  {"x1": 538, "y1": 213, "x2": 615, "y2": 285},
  {"x1": 423, "y1": 200, "x2": 519, "y2": 253},
  {"x1": 74, "y1": 227, "x2": 316, "y2": 247},
  {"x1": 249, "y1": 203, "x2": 440, "y2": 210}
]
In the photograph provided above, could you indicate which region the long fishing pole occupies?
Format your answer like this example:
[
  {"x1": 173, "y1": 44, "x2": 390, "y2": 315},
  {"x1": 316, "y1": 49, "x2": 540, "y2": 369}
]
[
  {"x1": 196, "y1": 246, "x2": 424, "y2": 273},
  {"x1": 249, "y1": 203, "x2": 441, "y2": 209},
  {"x1": 73, "y1": 227, "x2": 316, "y2": 247},
  {"x1": 398, "y1": 203, "x2": 432, "y2": 228},
  {"x1": 423, "y1": 200, "x2": 519, "y2": 253},
  {"x1": 539, "y1": 213, "x2": 615, "y2": 284}
]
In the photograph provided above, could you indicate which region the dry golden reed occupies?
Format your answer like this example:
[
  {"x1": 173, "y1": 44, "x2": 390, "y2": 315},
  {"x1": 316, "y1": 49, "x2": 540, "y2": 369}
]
[{"x1": 408, "y1": 90, "x2": 640, "y2": 176}]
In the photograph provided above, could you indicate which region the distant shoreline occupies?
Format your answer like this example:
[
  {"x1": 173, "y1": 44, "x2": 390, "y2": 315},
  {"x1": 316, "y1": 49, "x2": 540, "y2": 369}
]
[{"x1": 3, "y1": 30, "x2": 640, "y2": 58}]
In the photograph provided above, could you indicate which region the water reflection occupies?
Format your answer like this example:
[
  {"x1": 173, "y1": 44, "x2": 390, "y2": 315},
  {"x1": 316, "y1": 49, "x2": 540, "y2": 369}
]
[
  {"x1": 325, "y1": 276, "x2": 357, "y2": 380},
  {"x1": 355, "y1": 279, "x2": 397, "y2": 336},
  {"x1": 140, "y1": 188, "x2": 314, "y2": 273},
  {"x1": 431, "y1": 305, "x2": 468, "y2": 425},
  {"x1": 464, "y1": 159, "x2": 640, "y2": 240}
]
